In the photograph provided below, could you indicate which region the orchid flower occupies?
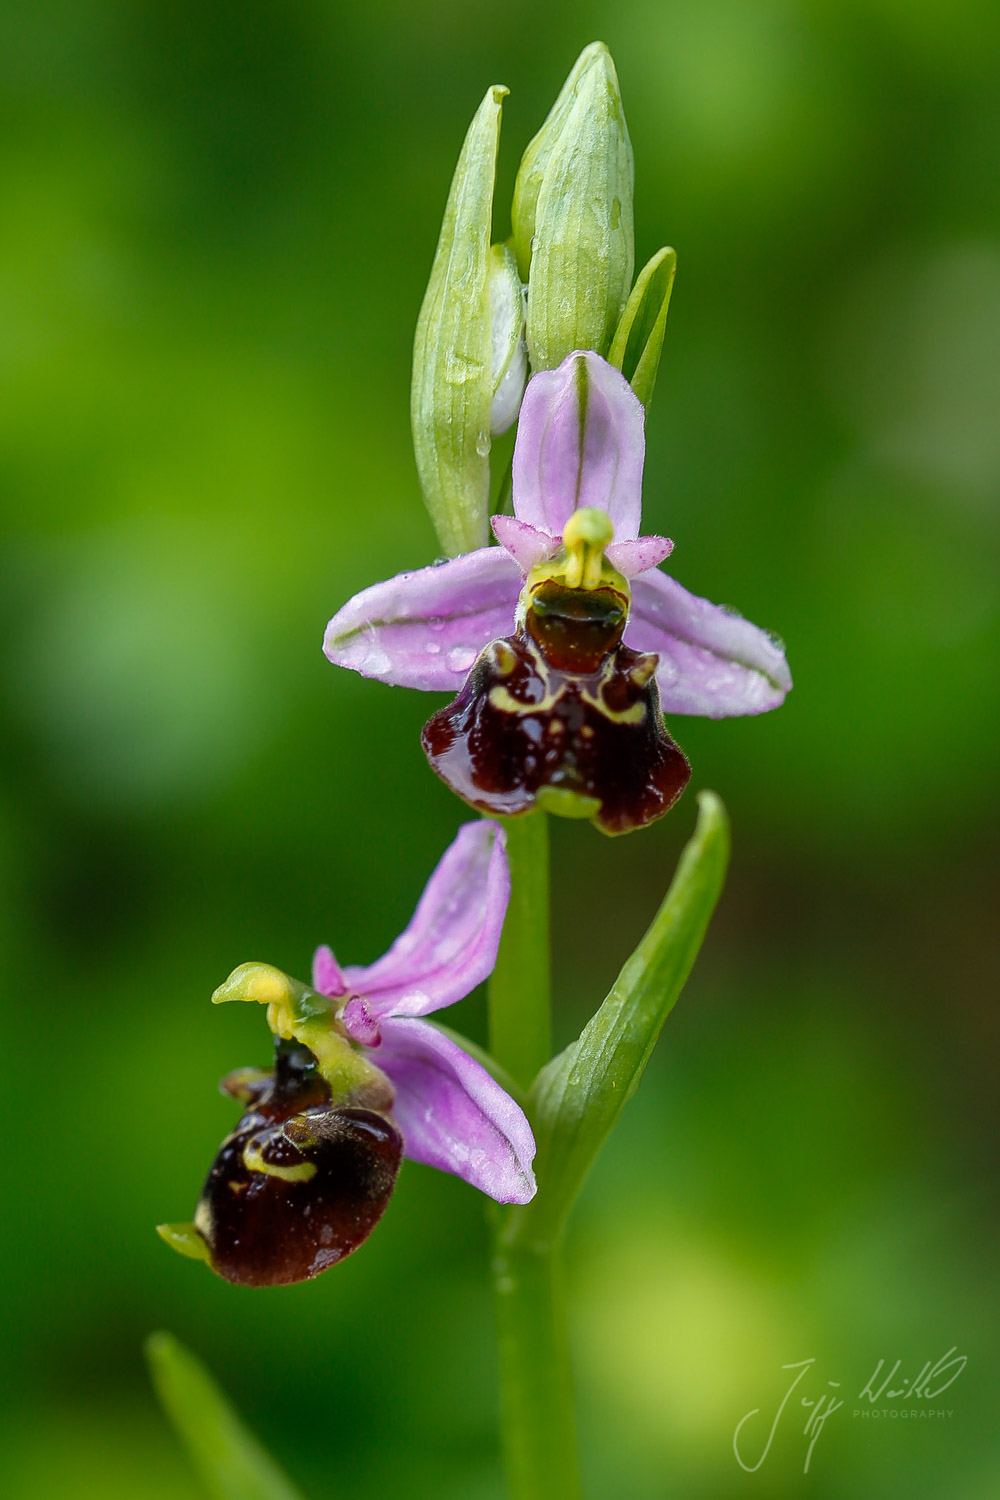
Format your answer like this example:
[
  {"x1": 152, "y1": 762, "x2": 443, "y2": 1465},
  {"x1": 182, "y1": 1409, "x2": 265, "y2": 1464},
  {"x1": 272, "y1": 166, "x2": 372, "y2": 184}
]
[
  {"x1": 325, "y1": 350, "x2": 792, "y2": 719},
  {"x1": 324, "y1": 351, "x2": 791, "y2": 833},
  {"x1": 158, "y1": 821, "x2": 535, "y2": 1286}
]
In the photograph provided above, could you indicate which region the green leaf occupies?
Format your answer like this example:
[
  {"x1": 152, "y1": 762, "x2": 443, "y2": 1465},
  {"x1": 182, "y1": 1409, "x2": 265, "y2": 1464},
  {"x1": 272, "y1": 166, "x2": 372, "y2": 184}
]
[
  {"x1": 505, "y1": 791, "x2": 730, "y2": 1250},
  {"x1": 608, "y1": 246, "x2": 677, "y2": 410},
  {"x1": 146, "y1": 1332, "x2": 308, "y2": 1500},
  {"x1": 411, "y1": 85, "x2": 507, "y2": 557}
]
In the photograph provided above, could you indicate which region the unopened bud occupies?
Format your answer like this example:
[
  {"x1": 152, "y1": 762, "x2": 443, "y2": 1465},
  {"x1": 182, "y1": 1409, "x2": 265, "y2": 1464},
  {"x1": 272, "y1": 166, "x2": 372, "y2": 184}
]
[
  {"x1": 489, "y1": 243, "x2": 527, "y2": 435},
  {"x1": 512, "y1": 43, "x2": 634, "y2": 371},
  {"x1": 411, "y1": 85, "x2": 507, "y2": 556},
  {"x1": 608, "y1": 247, "x2": 676, "y2": 410}
]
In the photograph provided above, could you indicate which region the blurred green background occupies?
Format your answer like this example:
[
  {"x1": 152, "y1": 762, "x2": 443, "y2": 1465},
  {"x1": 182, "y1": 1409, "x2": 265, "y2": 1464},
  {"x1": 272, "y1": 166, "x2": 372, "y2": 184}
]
[{"x1": 1, "y1": 2, "x2": 998, "y2": 1497}]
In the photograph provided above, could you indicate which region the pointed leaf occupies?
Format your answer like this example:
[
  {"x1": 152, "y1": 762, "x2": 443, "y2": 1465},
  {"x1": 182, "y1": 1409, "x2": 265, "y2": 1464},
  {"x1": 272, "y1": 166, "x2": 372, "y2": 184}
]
[
  {"x1": 146, "y1": 1332, "x2": 307, "y2": 1500},
  {"x1": 505, "y1": 791, "x2": 729, "y2": 1248},
  {"x1": 608, "y1": 247, "x2": 676, "y2": 410}
]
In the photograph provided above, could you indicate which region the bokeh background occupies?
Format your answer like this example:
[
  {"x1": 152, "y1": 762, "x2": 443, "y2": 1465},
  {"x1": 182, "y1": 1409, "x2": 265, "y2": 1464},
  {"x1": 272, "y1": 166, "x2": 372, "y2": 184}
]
[{"x1": 2, "y1": 2, "x2": 998, "y2": 1497}]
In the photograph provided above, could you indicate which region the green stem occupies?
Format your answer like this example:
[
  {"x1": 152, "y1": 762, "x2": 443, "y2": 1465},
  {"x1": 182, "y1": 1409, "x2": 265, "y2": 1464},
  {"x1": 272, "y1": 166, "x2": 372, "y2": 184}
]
[
  {"x1": 489, "y1": 811, "x2": 551, "y2": 1091},
  {"x1": 488, "y1": 810, "x2": 581, "y2": 1500},
  {"x1": 491, "y1": 1235, "x2": 581, "y2": 1500}
]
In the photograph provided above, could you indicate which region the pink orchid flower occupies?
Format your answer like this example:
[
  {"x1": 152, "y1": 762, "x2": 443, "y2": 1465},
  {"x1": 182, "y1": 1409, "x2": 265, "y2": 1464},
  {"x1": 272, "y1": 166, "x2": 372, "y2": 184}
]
[{"x1": 324, "y1": 350, "x2": 791, "y2": 720}]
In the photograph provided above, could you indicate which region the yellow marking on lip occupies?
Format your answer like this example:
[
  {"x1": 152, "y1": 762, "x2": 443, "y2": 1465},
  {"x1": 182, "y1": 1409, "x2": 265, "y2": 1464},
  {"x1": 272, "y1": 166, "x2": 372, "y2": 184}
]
[
  {"x1": 580, "y1": 685, "x2": 647, "y2": 725},
  {"x1": 489, "y1": 640, "x2": 518, "y2": 676},
  {"x1": 628, "y1": 654, "x2": 658, "y2": 689},
  {"x1": 489, "y1": 683, "x2": 565, "y2": 716},
  {"x1": 243, "y1": 1137, "x2": 317, "y2": 1184}
]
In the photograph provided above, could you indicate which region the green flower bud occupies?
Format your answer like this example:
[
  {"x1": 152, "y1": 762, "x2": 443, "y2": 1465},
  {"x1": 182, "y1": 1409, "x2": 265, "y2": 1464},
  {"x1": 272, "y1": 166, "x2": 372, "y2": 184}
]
[
  {"x1": 608, "y1": 246, "x2": 677, "y2": 411},
  {"x1": 512, "y1": 43, "x2": 634, "y2": 371},
  {"x1": 489, "y1": 242, "x2": 527, "y2": 435},
  {"x1": 411, "y1": 85, "x2": 508, "y2": 557}
]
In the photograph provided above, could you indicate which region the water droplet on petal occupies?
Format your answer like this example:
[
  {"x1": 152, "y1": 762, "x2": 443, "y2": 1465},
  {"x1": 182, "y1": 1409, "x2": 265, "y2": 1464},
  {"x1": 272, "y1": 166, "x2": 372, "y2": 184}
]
[
  {"x1": 425, "y1": 642, "x2": 441, "y2": 654},
  {"x1": 360, "y1": 641, "x2": 391, "y2": 676},
  {"x1": 447, "y1": 645, "x2": 477, "y2": 674}
]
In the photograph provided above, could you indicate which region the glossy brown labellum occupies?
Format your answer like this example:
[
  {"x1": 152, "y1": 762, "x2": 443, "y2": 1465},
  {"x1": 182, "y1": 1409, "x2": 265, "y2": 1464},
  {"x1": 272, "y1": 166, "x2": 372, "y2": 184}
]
[
  {"x1": 195, "y1": 1043, "x2": 402, "y2": 1287},
  {"x1": 422, "y1": 583, "x2": 690, "y2": 835}
]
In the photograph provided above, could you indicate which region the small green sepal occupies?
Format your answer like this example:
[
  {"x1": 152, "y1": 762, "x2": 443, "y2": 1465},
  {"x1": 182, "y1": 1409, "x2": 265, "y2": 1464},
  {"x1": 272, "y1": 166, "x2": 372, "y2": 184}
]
[
  {"x1": 411, "y1": 84, "x2": 508, "y2": 556},
  {"x1": 608, "y1": 246, "x2": 677, "y2": 410}
]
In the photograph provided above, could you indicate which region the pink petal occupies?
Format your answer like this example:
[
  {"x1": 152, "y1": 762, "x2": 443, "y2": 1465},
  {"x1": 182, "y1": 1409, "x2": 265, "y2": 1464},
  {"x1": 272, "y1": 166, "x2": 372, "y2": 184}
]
[
  {"x1": 491, "y1": 514, "x2": 559, "y2": 572},
  {"x1": 512, "y1": 351, "x2": 645, "y2": 540},
  {"x1": 625, "y1": 569, "x2": 793, "y2": 717},
  {"x1": 606, "y1": 535, "x2": 674, "y2": 578},
  {"x1": 312, "y1": 944, "x2": 348, "y2": 997},
  {"x1": 344, "y1": 821, "x2": 510, "y2": 1019},
  {"x1": 376, "y1": 1016, "x2": 536, "y2": 1204},
  {"x1": 323, "y1": 548, "x2": 521, "y2": 691},
  {"x1": 341, "y1": 995, "x2": 381, "y2": 1047}
]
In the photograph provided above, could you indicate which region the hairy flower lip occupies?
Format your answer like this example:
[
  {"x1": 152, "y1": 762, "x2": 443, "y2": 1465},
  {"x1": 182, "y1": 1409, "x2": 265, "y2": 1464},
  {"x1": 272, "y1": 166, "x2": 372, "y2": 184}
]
[{"x1": 324, "y1": 350, "x2": 792, "y2": 718}]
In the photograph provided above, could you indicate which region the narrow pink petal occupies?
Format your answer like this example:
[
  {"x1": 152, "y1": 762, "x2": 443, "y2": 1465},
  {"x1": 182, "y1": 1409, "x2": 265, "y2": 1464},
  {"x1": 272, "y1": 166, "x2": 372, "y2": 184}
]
[
  {"x1": 323, "y1": 548, "x2": 521, "y2": 691},
  {"x1": 626, "y1": 569, "x2": 793, "y2": 718},
  {"x1": 312, "y1": 944, "x2": 348, "y2": 997},
  {"x1": 606, "y1": 535, "x2": 674, "y2": 578},
  {"x1": 376, "y1": 1017, "x2": 536, "y2": 1204},
  {"x1": 344, "y1": 821, "x2": 510, "y2": 1020},
  {"x1": 512, "y1": 351, "x2": 645, "y2": 540},
  {"x1": 491, "y1": 514, "x2": 559, "y2": 572}
]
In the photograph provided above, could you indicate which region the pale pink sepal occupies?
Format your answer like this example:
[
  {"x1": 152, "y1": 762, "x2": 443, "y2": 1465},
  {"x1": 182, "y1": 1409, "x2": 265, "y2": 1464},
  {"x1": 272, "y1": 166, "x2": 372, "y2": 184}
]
[
  {"x1": 511, "y1": 351, "x2": 646, "y2": 541},
  {"x1": 323, "y1": 547, "x2": 521, "y2": 691},
  {"x1": 626, "y1": 569, "x2": 793, "y2": 718}
]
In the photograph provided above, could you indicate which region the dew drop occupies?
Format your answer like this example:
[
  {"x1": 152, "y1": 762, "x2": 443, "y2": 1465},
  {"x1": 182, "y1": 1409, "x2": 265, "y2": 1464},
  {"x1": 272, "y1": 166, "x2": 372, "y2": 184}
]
[
  {"x1": 475, "y1": 430, "x2": 491, "y2": 458},
  {"x1": 447, "y1": 645, "x2": 477, "y2": 673},
  {"x1": 425, "y1": 642, "x2": 441, "y2": 654}
]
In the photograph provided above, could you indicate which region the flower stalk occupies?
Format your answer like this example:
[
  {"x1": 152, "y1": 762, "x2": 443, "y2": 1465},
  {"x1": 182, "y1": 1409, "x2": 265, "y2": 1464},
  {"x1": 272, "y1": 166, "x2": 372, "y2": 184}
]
[
  {"x1": 488, "y1": 792, "x2": 731, "y2": 1498},
  {"x1": 488, "y1": 807, "x2": 579, "y2": 1500}
]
